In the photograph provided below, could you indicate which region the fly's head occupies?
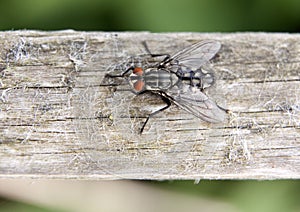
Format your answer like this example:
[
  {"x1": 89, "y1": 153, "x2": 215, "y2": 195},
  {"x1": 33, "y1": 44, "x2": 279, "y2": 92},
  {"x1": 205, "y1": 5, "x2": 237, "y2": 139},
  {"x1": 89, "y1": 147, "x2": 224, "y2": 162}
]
[{"x1": 128, "y1": 66, "x2": 146, "y2": 94}]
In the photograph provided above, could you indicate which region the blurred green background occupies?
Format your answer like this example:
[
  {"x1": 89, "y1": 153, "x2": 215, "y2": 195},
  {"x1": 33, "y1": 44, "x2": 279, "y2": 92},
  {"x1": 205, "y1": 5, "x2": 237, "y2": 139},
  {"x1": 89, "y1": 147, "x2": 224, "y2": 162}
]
[
  {"x1": 0, "y1": 0, "x2": 300, "y2": 212},
  {"x1": 0, "y1": 0, "x2": 300, "y2": 32}
]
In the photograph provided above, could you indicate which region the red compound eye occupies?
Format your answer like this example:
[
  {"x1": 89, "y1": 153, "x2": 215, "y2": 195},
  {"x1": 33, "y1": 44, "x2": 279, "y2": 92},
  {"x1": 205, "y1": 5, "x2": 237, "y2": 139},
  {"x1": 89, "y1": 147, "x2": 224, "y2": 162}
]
[
  {"x1": 133, "y1": 67, "x2": 143, "y2": 76},
  {"x1": 133, "y1": 80, "x2": 145, "y2": 92}
]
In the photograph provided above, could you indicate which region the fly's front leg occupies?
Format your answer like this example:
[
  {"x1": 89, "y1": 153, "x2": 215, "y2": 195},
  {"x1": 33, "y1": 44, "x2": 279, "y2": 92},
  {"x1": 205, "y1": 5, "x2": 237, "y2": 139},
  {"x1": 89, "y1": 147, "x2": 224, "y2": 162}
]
[
  {"x1": 103, "y1": 66, "x2": 134, "y2": 88},
  {"x1": 105, "y1": 66, "x2": 134, "y2": 78},
  {"x1": 140, "y1": 94, "x2": 171, "y2": 134}
]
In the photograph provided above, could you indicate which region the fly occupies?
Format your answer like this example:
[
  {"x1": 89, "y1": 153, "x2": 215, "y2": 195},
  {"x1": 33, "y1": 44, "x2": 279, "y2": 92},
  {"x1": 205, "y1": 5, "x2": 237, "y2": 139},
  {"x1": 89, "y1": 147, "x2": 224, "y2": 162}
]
[{"x1": 105, "y1": 40, "x2": 228, "y2": 133}]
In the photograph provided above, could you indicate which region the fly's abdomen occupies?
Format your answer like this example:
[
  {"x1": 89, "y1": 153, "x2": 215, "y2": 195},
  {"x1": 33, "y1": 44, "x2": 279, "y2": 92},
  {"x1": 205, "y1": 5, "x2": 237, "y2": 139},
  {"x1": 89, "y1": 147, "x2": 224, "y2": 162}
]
[
  {"x1": 178, "y1": 68, "x2": 215, "y2": 89},
  {"x1": 144, "y1": 68, "x2": 178, "y2": 91}
]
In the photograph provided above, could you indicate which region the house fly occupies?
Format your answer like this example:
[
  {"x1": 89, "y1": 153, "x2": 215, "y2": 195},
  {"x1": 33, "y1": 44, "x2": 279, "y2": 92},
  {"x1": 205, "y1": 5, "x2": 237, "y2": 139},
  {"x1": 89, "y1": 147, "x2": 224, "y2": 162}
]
[{"x1": 105, "y1": 40, "x2": 228, "y2": 133}]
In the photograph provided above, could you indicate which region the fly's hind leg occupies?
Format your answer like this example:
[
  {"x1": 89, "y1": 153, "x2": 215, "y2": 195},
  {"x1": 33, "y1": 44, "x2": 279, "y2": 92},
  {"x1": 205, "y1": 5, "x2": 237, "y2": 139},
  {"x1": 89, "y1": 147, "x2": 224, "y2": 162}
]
[
  {"x1": 140, "y1": 94, "x2": 171, "y2": 134},
  {"x1": 141, "y1": 41, "x2": 171, "y2": 62}
]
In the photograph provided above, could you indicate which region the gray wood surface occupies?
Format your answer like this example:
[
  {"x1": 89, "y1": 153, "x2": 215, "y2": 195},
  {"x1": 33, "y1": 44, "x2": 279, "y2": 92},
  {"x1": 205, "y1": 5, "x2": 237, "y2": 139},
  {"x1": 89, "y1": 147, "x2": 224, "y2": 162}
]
[{"x1": 0, "y1": 30, "x2": 299, "y2": 180}]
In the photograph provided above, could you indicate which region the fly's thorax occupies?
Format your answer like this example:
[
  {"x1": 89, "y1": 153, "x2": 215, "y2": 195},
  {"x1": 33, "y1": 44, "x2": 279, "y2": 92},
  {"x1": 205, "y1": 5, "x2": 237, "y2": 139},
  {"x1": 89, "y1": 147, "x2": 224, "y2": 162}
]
[{"x1": 144, "y1": 68, "x2": 179, "y2": 91}]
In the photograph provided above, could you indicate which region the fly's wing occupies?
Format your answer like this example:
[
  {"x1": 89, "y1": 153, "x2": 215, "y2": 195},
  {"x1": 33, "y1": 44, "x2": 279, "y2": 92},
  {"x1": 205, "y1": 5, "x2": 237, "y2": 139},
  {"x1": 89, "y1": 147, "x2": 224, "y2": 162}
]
[
  {"x1": 165, "y1": 83, "x2": 227, "y2": 123},
  {"x1": 165, "y1": 40, "x2": 221, "y2": 71}
]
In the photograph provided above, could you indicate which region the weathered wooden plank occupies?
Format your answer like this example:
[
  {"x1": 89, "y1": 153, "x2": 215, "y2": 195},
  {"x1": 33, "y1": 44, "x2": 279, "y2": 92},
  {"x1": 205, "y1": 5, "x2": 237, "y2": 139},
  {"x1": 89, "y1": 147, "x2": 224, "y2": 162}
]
[{"x1": 0, "y1": 30, "x2": 299, "y2": 179}]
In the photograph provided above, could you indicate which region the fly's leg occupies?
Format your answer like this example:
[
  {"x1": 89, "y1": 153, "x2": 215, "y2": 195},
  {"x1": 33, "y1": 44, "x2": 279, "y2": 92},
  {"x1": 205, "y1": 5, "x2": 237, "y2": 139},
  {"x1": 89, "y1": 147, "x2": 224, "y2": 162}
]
[
  {"x1": 103, "y1": 66, "x2": 135, "y2": 88},
  {"x1": 105, "y1": 66, "x2": 134, "y2": 78},
  {"x1": 141, "y1": 41, "x2": 171, "y2": 63},
  {"x1": 140, "y1": 95, "x2": 171, "y2": 134}
]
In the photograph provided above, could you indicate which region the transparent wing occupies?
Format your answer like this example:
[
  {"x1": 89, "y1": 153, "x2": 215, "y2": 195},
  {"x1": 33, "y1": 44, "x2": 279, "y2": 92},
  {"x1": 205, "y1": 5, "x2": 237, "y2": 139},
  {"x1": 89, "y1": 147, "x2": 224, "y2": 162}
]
[
  {"x1": 165, "y1": 83, "x2": 227, "y2": 123},
  {"x1": 165, "y1": 40, "x2": 221, "y2": 70}
]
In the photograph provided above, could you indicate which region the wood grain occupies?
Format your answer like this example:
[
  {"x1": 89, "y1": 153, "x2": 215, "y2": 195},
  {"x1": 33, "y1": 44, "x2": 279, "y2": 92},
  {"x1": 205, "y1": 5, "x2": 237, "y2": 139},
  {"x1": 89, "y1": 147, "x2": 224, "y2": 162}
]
[{"x1": 0, "y1": 30, "x2": 299, "y2": 179}]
